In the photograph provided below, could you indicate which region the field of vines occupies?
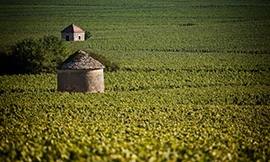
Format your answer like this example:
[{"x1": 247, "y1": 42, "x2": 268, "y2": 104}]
[{"x1": 1, "y1": 0, "x2": 270, "y2": 161}]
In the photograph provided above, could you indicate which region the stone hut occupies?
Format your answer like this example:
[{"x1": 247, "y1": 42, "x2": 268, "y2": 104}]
[
  {"x1": 61, "y1": 23, "x2": 85, "y2": 41},
  {"x1": 57, "y1": 50, "x2": 105, "y2": 93}
]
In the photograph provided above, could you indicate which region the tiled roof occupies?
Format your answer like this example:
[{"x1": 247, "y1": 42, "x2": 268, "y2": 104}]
[
  {"x1": 61, "y1": 23, "x2": 84, "y2": 33},
  {"x1": 57, "y1": 50, "x2": 105, "y2": 70}
]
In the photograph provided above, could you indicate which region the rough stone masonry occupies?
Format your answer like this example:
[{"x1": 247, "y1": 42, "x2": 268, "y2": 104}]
[{"x1": 57, "y1": 50, "x2": 105, "y2": 93}]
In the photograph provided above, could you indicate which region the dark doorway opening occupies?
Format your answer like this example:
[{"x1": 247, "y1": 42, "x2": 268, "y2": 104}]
[{"x1": 66, "y1": 35, "x2": 69, "y2": 41}]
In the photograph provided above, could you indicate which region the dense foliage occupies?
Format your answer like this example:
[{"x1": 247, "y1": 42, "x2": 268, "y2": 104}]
[
  {"x1": 0, "y1": 36, "x2": 68, "y2": 75},
  {"x1": 0, "y1": 36, "x2": 119, "y2": 74},
  {"x1": 1, "y1": 52, "x2": 270, "y2": 161},
  {"x1": 0, "y1": 0, "x2": 270, "y2": 161}
]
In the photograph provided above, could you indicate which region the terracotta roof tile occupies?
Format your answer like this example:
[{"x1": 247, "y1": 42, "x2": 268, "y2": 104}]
[{"x1": 61, "y1": 24, "x2": 84, "y2": 33}]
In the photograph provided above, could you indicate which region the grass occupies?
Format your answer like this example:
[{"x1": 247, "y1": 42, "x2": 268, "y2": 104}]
[{"x1": 0, "y1": 0, "x2": 270, "y2": 161}]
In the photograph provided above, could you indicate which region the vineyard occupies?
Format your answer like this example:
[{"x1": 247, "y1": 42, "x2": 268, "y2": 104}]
[{"x1": 1, "y1": 0, "x2": 270, "y2": 161}]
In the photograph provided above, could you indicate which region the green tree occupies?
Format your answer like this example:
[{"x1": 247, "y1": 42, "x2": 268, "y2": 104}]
[
  {"x1": 2, "y1": 35, "x2": 68, "y2": 75},
  {"x1": 39, "y1": 35, "x2": 68, "y2": 73}
]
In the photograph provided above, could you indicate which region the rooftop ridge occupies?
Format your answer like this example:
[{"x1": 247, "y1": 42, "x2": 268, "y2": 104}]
[
  {"x1": 57, "y1": 50, "x2": 105, "y2": 70},
  {"x1": 61, "y1": 24, "x2": 84, "y2": 33}
]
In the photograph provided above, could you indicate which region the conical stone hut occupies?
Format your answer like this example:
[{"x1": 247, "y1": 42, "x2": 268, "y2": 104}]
[{"x1": 57, "y1": 50, "x2": 105, "y2": 93}]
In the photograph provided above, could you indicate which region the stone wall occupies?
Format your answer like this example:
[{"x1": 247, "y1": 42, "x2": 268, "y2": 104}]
[
  {"x1": 74, "y1": 32, "x2": 85, "y2": 41},
  {"x1": 57, "y1": 69, "x2": 104, "y2": 93},
  {"x1": 61, "y1": 32, "x2": 74, "y2": 41},
  {"x1": 61, "y1": 32, "x2": 85, "y2": 41}
]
